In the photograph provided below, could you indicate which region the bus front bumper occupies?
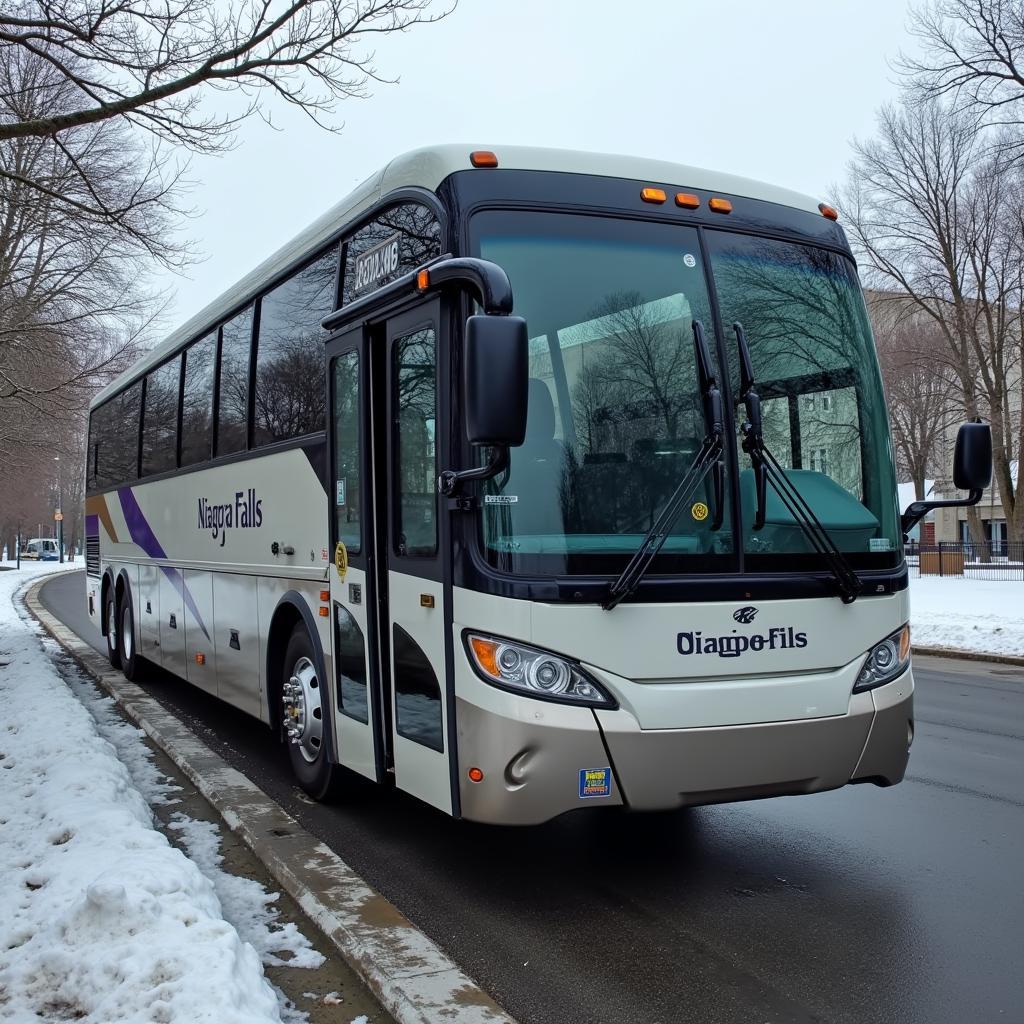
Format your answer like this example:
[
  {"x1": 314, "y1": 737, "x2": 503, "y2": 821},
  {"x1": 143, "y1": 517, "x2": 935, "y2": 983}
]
[{"x1": 456, "y1": 671, "x2": 913, "y2": 825}]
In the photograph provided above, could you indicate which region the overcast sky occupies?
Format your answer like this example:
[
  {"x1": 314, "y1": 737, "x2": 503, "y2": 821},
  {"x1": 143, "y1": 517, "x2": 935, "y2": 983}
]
[{"x1": 154, "y1": 0, "x2": 913, "y2": 330}]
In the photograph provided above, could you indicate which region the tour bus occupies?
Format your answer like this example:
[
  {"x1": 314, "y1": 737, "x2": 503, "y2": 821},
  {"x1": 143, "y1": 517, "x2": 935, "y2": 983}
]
[{"x1": 84, "y1": 146, "x2": 992, "y2": 824}]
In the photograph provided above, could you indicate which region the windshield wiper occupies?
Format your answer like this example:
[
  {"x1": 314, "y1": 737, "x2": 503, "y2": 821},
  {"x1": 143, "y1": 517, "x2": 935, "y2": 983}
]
[
  {"x1": 733, "y1": 321, "x2": 861, "y2": 604},
  {"x1": 604, "y1": 320, "x2": 724, "y2": 611}
]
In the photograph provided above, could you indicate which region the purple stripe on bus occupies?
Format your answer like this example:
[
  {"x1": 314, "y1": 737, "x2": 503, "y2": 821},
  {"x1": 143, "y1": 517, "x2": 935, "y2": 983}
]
[
  {"x1": 85, "y1": 514, "x2": 99, "y2": 537},
  {"x1": 117, "y1": 487, "x2": 210, "y2": 641}
]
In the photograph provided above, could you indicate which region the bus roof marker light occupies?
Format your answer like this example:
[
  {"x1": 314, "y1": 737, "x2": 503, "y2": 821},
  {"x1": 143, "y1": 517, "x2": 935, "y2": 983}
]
[
  {"x1": 675, "y1": 192, "x2": 700, "y2": 209},
  {"x1": 819, "y1": 202, "x2": 839, "y2": 221},
  {"x1": 641, "y1": 187, "x2": 667, "y2": 204},
  {"x1": 470, "y1": 150, "x2": 499, "y2": 168},
  {"x1": 708, "y1": 197, "x2": 732, "y2": 214},
  {"x1": 416, "y1": 269, "x2": 430, "y2": 291}
]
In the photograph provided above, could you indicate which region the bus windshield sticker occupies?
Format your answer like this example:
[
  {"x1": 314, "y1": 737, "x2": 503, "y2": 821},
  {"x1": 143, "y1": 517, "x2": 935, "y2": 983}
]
[
  {"x1": 484, "y1": 494, "x2": 518, "y2": 505},
  {"x1": 352, "y1": 232, "x2": 401, "y2": 294},
  {"x1": 579, "y1": 767, "x2": 612, "y2": 799},
  {"x1": 336, "y1": 479, "x2": 346, "y2": 506},
  {"x1": 335, "y1": 541, "x2": 348, "y2": 580},
  {"x1": 683, "y1": 253, "x2": 697, "y2": 268}
]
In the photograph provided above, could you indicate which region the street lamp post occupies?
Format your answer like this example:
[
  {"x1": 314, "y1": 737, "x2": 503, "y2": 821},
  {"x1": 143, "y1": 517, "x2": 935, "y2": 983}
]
[{"x1": 54, "y1": 455, "x2": 64, "y2": 564}]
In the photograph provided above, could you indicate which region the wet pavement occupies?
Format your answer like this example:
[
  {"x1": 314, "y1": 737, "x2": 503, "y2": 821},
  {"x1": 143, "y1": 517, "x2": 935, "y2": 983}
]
[{"x1": 42, "y1": 570, "x2": 1024, "y2": 1024}]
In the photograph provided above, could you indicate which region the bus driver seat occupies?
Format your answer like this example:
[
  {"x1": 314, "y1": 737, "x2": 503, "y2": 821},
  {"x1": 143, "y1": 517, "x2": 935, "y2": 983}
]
[{"x1": 507, "y1": 379, "x2": 569, "y2": 538}]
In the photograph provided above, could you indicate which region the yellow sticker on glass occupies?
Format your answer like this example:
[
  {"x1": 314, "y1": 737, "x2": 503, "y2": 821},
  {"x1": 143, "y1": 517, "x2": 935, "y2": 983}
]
[
  {"x1": 691, "y1": 502, "x2": 710, "y2": 522},
  {"x1": 334, "y1": 541, "x2": 348, "y2": 580}
]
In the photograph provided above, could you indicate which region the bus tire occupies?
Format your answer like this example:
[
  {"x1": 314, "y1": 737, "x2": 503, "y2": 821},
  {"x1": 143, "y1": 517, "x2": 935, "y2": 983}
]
[
  {"x1": 118, "y1": 584, "x2": 145, "y2": 682},
  {"x1": 104, "y1": 587, "x2": 121, "y2": 670},
  {"x1": 281, "y1": 623, "x2": 339, "y2": 800}
]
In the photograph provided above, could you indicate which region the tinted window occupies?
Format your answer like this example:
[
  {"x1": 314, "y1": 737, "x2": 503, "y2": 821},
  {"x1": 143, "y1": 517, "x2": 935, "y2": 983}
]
[
  {"x1": 394, "y1": 327, "x2": 437, "y2": 556},
  {"x1": 141, "y1": 356, "x2": 180, "y2": 476},
  {"x1": 342, "y1": 204, "x2": 441, "y2": 304},
  {"x1": 86, "y1": 413, "x2": 99, "y2": 491},
  {"x1": 332, "y1": 350, "x2": 361, "y2": 554},
  {"x1": 253, "y1": 250, "x2": 336, "y2": 445},
  {"x1": 217, "y1": 306, "x2": 253, "y2": 456},
  {"x1": 181, "y1": 332, "x2": 216, "y2": 466},
  {"x1": 95, "y1": 381, "x2": 141, "y2": 488}
]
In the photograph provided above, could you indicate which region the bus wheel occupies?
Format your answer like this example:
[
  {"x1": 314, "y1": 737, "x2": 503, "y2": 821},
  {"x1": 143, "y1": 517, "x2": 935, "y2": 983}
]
[
  {"x1": 281, "y1": 624, "x2": 338, "y2": 800},
  {"x1": 119, "y1": 586, "x2": 144, "y2": 682},
  {"x1": 104, "y1": 588, "x2": 121, "y2": 670}
]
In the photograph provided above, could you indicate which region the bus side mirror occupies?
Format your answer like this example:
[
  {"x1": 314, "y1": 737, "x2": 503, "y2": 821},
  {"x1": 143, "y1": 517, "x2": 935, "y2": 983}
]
[
  {"x1": 464, "y1": 314, "x2": 528, "y2": 446},
  {"x1": 953, "y1": 421, "x2": 992, "y2": 492},
  {"x1": 900, "y1": 420, "x2": 992, "y2": 538}
]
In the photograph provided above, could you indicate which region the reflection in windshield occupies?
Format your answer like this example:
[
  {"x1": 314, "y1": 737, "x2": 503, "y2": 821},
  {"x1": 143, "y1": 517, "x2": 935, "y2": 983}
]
[
  {"x1": 707, "y1": 234, "x2": 899, "y2": 566},
  {"x1": 476, "y1": 213, "x2": 731, "y2": 576},
  {"x1": 472, "y1": 213, "x2": 900, "y2": 578}
]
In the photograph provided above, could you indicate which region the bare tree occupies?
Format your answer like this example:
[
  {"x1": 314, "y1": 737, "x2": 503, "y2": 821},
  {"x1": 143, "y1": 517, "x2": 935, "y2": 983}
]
[
  {"x1": 838, "y1": 95, "x2": 1023, "y2": 541},
  {"x1": 0, "y1": 0, "x2": 448, "y2": 228},
  {"x1": 872, "y1": 308, "x2": 961, "y2": 498},
  {"x1": 901, "y1": 1, "x2": 1024, "y2": 141}
]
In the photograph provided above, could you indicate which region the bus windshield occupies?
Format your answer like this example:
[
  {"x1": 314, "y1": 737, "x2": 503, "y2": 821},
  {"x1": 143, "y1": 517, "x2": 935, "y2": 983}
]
[{"x1": 472, "y1": 210, "x2": 900, "y2": 578}]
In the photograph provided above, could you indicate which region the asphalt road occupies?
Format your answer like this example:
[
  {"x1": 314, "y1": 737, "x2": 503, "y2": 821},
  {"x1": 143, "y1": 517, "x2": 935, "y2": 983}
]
[{"x1": 42, "y1": 570, "x2": 1024, "y2": 1024}]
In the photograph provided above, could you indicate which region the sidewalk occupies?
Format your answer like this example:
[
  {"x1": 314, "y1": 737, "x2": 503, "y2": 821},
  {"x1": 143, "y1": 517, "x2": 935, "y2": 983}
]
[{"x1": 0, "y1": 564, "x2": 376, "y2": 1024}]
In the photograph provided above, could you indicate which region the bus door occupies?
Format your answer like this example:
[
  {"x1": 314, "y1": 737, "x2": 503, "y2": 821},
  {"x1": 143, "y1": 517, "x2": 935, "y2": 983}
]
[
  {"x1": 379, "y1": 300, "x2": 454, "y2": 815},
  {"x1": 326, "y1": 327, "x2": 383, "y2": 784}
]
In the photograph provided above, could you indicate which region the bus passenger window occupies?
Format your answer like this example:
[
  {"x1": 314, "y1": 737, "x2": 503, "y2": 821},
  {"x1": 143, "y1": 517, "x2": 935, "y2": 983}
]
[
  {"x1": 217, "y1": 306, "x2": 253, "y2": 456},
  {"x1": 181, "y1": 332, "x2": 217, "y2": 466},
  {"x1": 394, "y1": 328, "x2": 437, "y2": 557},
  {"x1": 142, "y1": 355, "x2": 181, "y2": 476},
  {"x1": 253, "y1": 249, "x2": 336, "y2": 446}
]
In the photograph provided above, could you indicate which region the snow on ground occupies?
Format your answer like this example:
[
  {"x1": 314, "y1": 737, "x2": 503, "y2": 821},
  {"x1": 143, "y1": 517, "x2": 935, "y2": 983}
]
[
  {"x1": 0, "y1": 564, "x2": 312, "y2": 1023},
  {"x1": 910, "y1": 575, "x2": 1024, "y2": 657}
]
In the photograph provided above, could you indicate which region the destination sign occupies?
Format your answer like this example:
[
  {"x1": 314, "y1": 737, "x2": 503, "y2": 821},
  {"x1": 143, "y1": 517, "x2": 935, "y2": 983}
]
[{"x1": 352, "y1": 233, "x2": 401, "y2": 294}]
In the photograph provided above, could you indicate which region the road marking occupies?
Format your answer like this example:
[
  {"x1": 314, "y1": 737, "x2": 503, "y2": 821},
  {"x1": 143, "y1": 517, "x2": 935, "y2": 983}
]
[{"x1": 24, "y1": 578, "x2": 517, "y2": 1024}]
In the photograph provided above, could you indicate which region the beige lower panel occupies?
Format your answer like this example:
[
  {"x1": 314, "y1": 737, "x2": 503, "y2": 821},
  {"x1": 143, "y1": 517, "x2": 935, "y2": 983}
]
[
  {"x1": 852, "y1": 669, "x2": 914, "y2": 784},
  {"x1": 595, "y1": 690, "x2": 876, "y2": 810},
  {"x1": 456, "y1": 696, "x2": 621, "y2": 825}
]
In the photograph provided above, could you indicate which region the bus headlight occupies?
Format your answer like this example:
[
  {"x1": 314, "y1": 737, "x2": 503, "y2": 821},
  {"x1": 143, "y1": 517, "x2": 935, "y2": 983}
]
[
  {"x1": 465, "y1": 633, "x2": 615, "y2": 707},
  {"x1": 854, "y1": 624, "x2": 911, "y2": 692}
]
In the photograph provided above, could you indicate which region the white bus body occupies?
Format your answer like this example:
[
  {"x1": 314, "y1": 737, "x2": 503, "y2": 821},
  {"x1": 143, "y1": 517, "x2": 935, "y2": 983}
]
[{"x1": 83, "y1": 146, "x2": 970, "y2": 824}]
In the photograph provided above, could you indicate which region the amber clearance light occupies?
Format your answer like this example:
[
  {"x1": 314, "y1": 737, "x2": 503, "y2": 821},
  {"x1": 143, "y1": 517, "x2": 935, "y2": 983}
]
[
  {"x1": 470, "y1": 150, "x2": 499, "y2": 168},
  {"x1": 641, "y1": 187, "x2": 667, "y2": 204},
  {"x1": 708, "y1": 197, "x2": 732, "y2": 214},
  {"x1": 819, "y1": 202, "x2": 839, "y2": 221}
]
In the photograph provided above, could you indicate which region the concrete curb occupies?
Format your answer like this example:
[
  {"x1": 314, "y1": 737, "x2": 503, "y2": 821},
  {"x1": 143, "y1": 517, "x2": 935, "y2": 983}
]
[
  {"x1": 912, "y1": 644, "x2": 1024, "y2": 668},
  {"x1": 23, "y1": 578, "x2": 517, "y2": 1024}
]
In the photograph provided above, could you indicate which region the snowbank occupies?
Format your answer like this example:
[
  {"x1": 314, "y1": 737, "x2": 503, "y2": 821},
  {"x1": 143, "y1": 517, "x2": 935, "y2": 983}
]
[
  {"x1": 910, "y1": 575, "x2": 1024, "y2": 657},
  {"x1": 0, "y1": 565, "x2": 285, "y2": 1023}
]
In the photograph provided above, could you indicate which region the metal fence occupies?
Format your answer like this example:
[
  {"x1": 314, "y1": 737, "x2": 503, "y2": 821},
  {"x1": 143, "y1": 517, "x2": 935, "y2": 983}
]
[{"x1": 904, "y1": 541, "x2": 1024, "y2": 581}]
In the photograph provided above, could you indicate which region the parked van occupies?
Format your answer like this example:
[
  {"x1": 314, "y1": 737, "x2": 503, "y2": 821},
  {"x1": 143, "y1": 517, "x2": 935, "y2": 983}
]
[{"x1": 23, "y1": 538, "x2": 59, "y2": 561}]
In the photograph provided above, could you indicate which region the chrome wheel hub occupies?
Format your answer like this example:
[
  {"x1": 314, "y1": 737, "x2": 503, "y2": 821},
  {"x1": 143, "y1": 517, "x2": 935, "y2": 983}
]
[{"x1": 282, "y1": 655, "x2": 323, "y2": 763}]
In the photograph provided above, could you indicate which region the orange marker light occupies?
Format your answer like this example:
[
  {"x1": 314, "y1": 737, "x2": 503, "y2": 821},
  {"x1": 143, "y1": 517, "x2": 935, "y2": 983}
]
[
  {"x1": 708, "y1": 197, "x2": 732, "y2": 214},
  {"x1": 675, "y1": 192, "x2": 700, "y2": 209},
  {"x1": 195, "y1": 652, "x2": 206, "y2": 666},
  {"x1": 468, "y1": 767, "x2": 485, "y2": 783},
  {"x1": 318, "y1": 606, "x2": 329, "y2": 618},
  {"x1": 641, "y1": 187, "x2": 667, "y2": 204},
  {"x1": 819, "y1": 202, "x2": 839, "y2": 221},
  {"x1": 469, "y1": 635, "x2": 500, "y2": 677},
  {"x1": 470, "y1": 150, "x2": 499, "y2": 168},
  {"x1": 416, "y1": 269, "x2": 430, "y2": 291},
  {"x1": 319, "y1": 590, "x2": 330, "y2": 602}
]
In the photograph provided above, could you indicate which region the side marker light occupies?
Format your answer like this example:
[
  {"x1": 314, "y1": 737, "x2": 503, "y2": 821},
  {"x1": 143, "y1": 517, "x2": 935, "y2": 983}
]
[
  {"x1": 675, "y1": 192, "x2": 700, "y2": 209},
  {"x1": 708, "y1": 197, "x2": 732, "y2": 214},
  {"x1": 819, "y1": 202, "x2": 839, "y2": 221},
  {"x1": 468, "y1": 767, "x2": 484, "y2": 783},
  {"x1": 470, "y1": 150, "x2": 499, "y2": 168},
  {"x1": 641, "y1": 187, "x2": 667, "y2": 204}
]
